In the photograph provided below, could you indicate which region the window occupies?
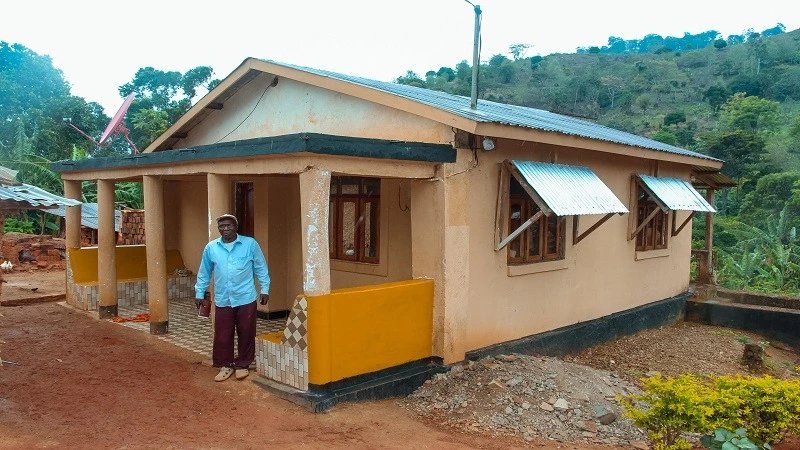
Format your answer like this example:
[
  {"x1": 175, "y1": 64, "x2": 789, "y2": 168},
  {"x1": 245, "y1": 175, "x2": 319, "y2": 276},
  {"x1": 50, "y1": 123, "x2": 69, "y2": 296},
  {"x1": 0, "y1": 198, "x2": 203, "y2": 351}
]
[
  {"x1": 635, "y1": 186, "x2": 668, "y2": 251},
  {"x1": 507, "y1": 177, "x2": 565, "y2": 264},
  {"x1": 329, "y1": 176, "x2": 380, "y2": 264}
]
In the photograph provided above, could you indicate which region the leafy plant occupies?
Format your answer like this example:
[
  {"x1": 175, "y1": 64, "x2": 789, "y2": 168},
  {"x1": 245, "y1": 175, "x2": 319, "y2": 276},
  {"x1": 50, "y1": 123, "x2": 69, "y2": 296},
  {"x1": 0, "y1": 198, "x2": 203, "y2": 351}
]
[
  {"x1": 622, "y1": 375, "x2": 800, "y2": 447},
  {"x1": 4, "y1": 216, "x2": 35, "y2": 234},
  {"x1": 700, "y1": 427, "x2": 771, "y2": 450}
]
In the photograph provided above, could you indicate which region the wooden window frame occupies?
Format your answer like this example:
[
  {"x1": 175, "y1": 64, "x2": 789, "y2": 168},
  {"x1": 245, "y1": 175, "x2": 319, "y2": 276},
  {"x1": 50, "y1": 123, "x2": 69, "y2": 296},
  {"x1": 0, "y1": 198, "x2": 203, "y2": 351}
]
[
  {"x1": 507, "y1": 184, "x2": 566, "y2": 265},
  {"x1": 634, "y1": 186, "x2": 669, "y2": 252},
  {"x1": 329, "y1": 176, "x2": 381, "y2": 265}
]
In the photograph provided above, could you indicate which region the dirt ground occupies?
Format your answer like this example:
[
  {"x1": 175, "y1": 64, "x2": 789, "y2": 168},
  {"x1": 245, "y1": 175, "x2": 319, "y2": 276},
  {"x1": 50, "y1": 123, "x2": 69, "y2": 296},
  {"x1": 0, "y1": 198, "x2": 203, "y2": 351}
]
[
  {"x1": 566, "y1": 321, "x2": 800, "y2": 383},
  {"x1": 0, "y1": 269, "x2": 66, "y2": 304},
  {"x1": 2, "y1": 268, "x2": 799, "y2": 449}
]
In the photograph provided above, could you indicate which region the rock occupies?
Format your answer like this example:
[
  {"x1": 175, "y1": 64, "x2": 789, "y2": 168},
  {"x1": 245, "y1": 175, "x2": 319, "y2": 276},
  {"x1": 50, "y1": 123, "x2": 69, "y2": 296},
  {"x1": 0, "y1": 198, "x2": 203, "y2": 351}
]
[
  {"x1": 579, "y1": 420, "x2": 598, "y2": 433},
  {"x1": 464, "y1": 360, "x2": 476, "y2": 370},
  {"x1": 36, "y1": 261, "x2": 48, "y2": 268},
  {"x1": 547, "y1": 396, "x2": 557, "y2": 405},
  {"x1": 489, "y1": 379, "x2": 506, "y2": 389},
  {"x1": 521, "y1": 402, "x2": 531, "y2": 410},
  {"x1": 593, "y1": 404, "x2": 610, "y2": 417},
  {"x1": 645, "y1": 370, "x2": 661, "y2": 378},
  {"x1": 630, "y1": 441, "x2": 649, "y2": 450},
  {"x1": 506, "y1": 377, "x2": 523, "y2": 387},
  {"x1": 450, "y1": 365, "x2": 464, "y2": 375},
  {"x1": 570, "y1": 393, "x2": 590, "y2": 403},
  {"x1": 504, "y1": 406, "x2": 514, "y2": 414},
  {"x1": 501, "y1": 354, "x2": 518, "y2": 362},
  {"x1": 539, "y1": 402, "x2": 554, "y2": 412},
  {"x1": 597, "y1": 411, "x2": 618, "y2": 425},
  {"x1": 492, "y1": 415, "x2": 508, "y2": 426},
  {"x1": 553, "y1": 398, "x2": 569, "y2": 410},
  {"x1": 582, "y1": 431, "x2": 597, "y2": 438}
]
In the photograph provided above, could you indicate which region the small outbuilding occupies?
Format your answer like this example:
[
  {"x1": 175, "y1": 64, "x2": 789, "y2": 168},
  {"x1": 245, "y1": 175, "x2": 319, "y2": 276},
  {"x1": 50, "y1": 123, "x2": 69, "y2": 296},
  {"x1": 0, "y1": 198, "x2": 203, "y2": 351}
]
[{"x1": 52, "y1": 59, "x2": 726, "y2": 409}]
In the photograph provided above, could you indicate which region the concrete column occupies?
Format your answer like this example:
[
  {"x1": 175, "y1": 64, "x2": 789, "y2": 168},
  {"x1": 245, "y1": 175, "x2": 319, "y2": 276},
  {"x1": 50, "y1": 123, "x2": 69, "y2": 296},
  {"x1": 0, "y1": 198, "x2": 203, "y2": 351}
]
[
  {"x1": 206, "y1": 173, "x2": 231, "y2": 329},
  {"x1": 63, "y1": 180, "x2": 82, "y2": 249},
  {"x1": 411, "y1": 172, "x2": 470, "y2": 364},
  {"x1": 144, "y1": 176, "x2": 169, "y2": 334},
  {"x1": 298, "y1": 168, "x2": 331, "y2": 297},
  {"x1": 207, "y1": 174, "x2": 232, "y2": 241},
  {"x1": 97, "y1": 179, "x2": 118, "y2": 318},
  {"x1": 698, "y1": 188, "x2": 716, "y2": 284}
]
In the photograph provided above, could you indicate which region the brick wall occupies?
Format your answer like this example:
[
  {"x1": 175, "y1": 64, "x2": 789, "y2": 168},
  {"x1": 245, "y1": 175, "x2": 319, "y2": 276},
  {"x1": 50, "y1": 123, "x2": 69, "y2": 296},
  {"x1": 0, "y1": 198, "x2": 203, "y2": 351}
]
[
  {"x1": 118, "y1": 209, "x2": 145, "y2": 245},
  {"x1": 1, "y1": 232, "x2": 65, "y2": 266}
]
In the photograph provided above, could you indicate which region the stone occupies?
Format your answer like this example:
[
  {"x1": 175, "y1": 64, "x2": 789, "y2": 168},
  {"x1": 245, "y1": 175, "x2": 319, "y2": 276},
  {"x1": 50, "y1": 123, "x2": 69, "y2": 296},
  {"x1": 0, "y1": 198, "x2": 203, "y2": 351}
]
[
  {"x1": 506, "y1": 377, "x2": 523, "y2": 387},
  {"x1": 539, "y1": 402, "x2": 554, "y2": 412},
  {"x1": 630, "y1": 441, "x2": 650, "y2": 450},
  {"x1": 547, "y1": 396, "x2": 557, "y2": 405},
  {"x1": 450, "y1": 365, "x2": 464, "y2": 375},
  {"x1": 597, "y1": 411, "x2": 618, "y2": 425},
  {"x1": 501, "y1": 354, "x2": 518, "y2": 362},
  {"x1": 36, "y1": 260, "x2": 48, "y2": 268},
  {"x1": 579, "y1": 420, "x2": 598, "y2": 433},
  {"x1": 489, "y1": 379, "x2": 506, "y2": 389},
  {"x1": 645, "y1": 370, "x2": 661, "y2": 378},
  {"x1": 521, "y1": 402, "x2": 531, "y2": 410},
  {"x1": 505, "y1": 406, "x2": 514, "y2": 414},
  {"x1": 553, "y1": 398, "x2": 569, "y2": 410},
  {"x1": 570, "y1": 393, "x2": 590, "y2": 403}
]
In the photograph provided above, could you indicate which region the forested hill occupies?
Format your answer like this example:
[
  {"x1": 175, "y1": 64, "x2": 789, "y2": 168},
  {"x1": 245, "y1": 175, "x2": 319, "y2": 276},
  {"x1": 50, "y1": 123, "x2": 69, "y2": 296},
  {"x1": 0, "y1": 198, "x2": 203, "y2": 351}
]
[{"x1": 395, "y1": 25, "x2": 800, "y2": 179}]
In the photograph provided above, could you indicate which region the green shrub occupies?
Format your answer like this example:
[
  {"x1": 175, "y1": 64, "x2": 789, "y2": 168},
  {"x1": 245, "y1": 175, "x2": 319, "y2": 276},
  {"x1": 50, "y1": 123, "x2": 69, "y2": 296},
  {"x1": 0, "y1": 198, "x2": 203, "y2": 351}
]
[
  {"x1": 4, "y1": 216, "x2": 35, "y2": 234},
  {"x1": 622, "y1": 375, "x2": 800, "y2": 448}
]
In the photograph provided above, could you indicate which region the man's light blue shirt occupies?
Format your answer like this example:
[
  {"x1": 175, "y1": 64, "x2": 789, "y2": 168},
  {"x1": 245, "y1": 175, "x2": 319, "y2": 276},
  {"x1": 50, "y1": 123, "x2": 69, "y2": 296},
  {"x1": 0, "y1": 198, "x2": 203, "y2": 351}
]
[{"x1": 195, "y1": 235, "x2": 270, "y2": 307}]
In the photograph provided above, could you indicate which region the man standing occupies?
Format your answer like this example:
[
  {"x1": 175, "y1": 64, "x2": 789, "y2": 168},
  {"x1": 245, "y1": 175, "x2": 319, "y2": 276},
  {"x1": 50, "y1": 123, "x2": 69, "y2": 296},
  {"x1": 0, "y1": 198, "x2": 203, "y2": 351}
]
[{"x1": 195, "y1": 214, "x2": 270, "y2": 382}]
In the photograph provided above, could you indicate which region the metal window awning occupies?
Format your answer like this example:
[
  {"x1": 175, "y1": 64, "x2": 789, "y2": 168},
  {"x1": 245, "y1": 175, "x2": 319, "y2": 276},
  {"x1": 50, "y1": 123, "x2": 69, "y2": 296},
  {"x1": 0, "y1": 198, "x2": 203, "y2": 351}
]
[
  {"x1": 630, "y1": 175, "x2": 714, "y2": 241},
  {"x1": 509, "y1": 161, "x2": 629, "y2": 216},
  {"x1": 495, "y1": 160, "x2": 629, "y2": 250},
  {"x1": 0, "y1": 183, "x2": 82, "y2": 210},
  {"x1": 637, "y1": 175, "x2": 715, "y2": 213}
]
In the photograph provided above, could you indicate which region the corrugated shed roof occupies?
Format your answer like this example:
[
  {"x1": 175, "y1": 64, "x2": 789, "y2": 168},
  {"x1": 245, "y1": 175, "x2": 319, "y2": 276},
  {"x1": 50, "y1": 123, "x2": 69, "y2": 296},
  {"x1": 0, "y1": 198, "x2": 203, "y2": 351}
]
[
  {"x1": 48, "y1": 203, "x2": 121, "y2": 232},
  {"x1": 638, "y1": 175, "x2": 715, "y2": 212},
  {"x1": 0, "y1": 183, "x2": 81, "y2": 209},
  {"x1": 264, "y1": 59, "x2": 720, "y2": 163},
  {"x1": 511, "y1": 160, "x2": 629, "y2": 216}
]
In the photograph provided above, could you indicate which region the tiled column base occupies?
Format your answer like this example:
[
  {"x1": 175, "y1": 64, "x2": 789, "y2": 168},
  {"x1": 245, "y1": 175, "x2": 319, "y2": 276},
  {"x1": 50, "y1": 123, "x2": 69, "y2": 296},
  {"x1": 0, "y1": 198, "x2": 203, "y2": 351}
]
[
  {"x1": 255, "y1": 295, "x2": 309, "y2": 391},
  {"x1": 67, "y1": 275, "x2": 197, "y2": 311},
  {"x1": 256, "y1": 339, "x2": 309, "y2": 391}
]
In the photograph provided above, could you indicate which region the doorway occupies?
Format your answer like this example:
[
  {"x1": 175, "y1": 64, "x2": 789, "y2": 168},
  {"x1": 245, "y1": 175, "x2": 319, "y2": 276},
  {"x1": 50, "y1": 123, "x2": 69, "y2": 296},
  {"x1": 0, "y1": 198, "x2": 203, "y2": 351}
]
[{"x1": 234, "y1": 182, "x2": 254, "y2": 237}]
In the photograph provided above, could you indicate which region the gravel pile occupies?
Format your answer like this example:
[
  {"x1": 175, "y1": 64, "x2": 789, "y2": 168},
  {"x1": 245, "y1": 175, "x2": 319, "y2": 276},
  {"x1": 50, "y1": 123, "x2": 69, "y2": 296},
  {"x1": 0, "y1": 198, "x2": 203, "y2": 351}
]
[{"x1": 400, "y1": 354, "x2": 650, "y2": 448}]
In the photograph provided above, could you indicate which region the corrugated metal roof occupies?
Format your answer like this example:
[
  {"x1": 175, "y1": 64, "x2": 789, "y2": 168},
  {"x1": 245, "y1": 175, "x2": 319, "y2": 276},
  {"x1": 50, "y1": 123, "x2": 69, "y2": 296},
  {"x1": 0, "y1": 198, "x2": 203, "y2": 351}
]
[
  {"x1": 264, "y1": 59, "x2": 720, "y2": 164},
  {"x1": 48, "y1": 203, "x2": 121, "y2": 232},
  {"x1": 0, "y1": 183, "x2": 81, "y2": 209},
  {"x1": 638, "y1": 175, "x2": 715, "y2": 212},
  {"x1": 511, "y1": 160, "x2": 629, "y2": 216},
  {"x1": 691, "y1": 171, "x2": 737, "y2": 189}
]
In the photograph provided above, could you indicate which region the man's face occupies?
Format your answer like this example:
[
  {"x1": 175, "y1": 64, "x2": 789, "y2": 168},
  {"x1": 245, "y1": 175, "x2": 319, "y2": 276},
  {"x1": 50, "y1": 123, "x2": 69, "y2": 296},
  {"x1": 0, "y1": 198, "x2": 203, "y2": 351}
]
[{"x1": 217, "y1": 218, "x2": 238, "y2": 241}]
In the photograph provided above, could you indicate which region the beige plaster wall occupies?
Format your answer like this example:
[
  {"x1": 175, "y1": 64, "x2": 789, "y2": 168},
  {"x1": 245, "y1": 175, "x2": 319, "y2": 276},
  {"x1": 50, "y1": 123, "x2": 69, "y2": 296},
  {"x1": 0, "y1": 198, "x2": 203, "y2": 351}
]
[
  {"x1": 170, "y1": 179, "x2": 209, "y2": 277},
  {"x1": 329, "y1": 178, "x2": 413, "y2": 289},
  {"x1": 267, "y1": 176, "x2": 304, "y2": 312},
  {"x1": 178, "y1": 73, "x2": 453, "y2": 148},
  {"x1": 460, "y1": 141, "x2": 693, "y2": 353},
  {"x1": 163, "y1": 181, "x2": 180, "y2": 251}
]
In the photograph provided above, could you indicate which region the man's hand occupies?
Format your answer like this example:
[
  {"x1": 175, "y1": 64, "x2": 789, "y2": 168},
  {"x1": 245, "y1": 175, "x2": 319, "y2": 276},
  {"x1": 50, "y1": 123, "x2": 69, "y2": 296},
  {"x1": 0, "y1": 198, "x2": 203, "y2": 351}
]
[
  {"x1": 195, "y1": 298, "x2": 204, "y2": 309},
  {"x1": 259, "y1": 294, "x2": 270, "y2": 305}
]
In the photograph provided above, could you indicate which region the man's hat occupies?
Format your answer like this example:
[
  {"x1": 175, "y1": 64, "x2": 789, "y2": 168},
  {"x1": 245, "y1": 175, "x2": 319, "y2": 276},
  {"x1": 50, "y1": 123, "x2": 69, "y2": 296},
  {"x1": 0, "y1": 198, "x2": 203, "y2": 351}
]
[{"x1": 216, "y1": 214, "x2": 238, "y2": 226}]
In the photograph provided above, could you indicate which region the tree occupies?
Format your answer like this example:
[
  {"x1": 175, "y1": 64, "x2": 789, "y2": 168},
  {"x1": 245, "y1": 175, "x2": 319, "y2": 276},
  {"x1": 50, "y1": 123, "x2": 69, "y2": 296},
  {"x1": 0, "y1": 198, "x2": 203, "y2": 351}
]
[
  {"x1": 488, "y1": 54, "x2": 509, "y2": 68},
  {"x1": 119, "y1": 65, "x2": 218, "y2": 150},
  {"x1": 664, "y1": 111, "x2": 686, "y2": 127},
  {"x1": 0, "y1": 42, "x2": 109, "y2": 163},
  {"x1": 703, "y1": 85, "x2": 728, "y2": 111},
  {"x1": 739, "y1": 171, "x2": 800, "y2": 232},
  {"x1": 713, "y1": 39, "x2": 727, "y2": 50},
  {"x1": 436, "y1": 66, "x2": 456, "y2": 82},
  {"x1": 652, "y1": 129, "x2": 678, "y2": 145},
  {"x1": 508, "y1": 43, "x2": 532, "y2": 60},
  {"x1": 719, "y1": 93, "x2": 779, "y2": 135},
  {"x1": 600, "y1": 76, "x2": 625, "y2": 109},
  {"x1": 395, "y1": 70, "x2": 425, "y2": 87}
]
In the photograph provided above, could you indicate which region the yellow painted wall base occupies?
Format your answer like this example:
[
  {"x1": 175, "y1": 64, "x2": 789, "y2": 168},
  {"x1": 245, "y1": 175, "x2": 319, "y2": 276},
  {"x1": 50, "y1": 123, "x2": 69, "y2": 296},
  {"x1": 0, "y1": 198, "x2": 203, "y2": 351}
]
[
  {"x1": 67, "y1": 246, "x2": 187, "y2": 284},
  {"x1": 306, "y1": 279, "x2": 434, "y2": 385}
]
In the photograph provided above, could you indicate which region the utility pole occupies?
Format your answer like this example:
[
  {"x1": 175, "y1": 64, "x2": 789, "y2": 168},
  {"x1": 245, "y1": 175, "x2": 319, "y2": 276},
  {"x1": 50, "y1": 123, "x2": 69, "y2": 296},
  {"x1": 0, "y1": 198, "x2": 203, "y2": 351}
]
[{"x1": 466, "y1": 1, "x2": 482, "y2": 110}]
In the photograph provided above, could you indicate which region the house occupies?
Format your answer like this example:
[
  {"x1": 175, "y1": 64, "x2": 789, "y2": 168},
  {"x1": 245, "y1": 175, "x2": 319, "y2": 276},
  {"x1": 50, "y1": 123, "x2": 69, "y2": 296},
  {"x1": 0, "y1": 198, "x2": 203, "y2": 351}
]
[{"x1": 51, "y1": 58, "x2": 730, "y2": 410}]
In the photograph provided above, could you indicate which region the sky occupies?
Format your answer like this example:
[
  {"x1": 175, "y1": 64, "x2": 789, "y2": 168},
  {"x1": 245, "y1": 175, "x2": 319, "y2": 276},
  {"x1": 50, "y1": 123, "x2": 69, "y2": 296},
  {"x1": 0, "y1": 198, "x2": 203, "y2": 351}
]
[{"x1": 3, "y1": 0, "x2": 796, "y2": 116}]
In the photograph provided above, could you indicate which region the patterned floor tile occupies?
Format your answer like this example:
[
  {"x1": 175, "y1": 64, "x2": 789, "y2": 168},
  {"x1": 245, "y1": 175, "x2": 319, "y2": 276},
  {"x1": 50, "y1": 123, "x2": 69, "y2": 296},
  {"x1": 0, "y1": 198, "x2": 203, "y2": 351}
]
[{"x1": 116, "y1": 298, "x2": 285, "y2": 358}]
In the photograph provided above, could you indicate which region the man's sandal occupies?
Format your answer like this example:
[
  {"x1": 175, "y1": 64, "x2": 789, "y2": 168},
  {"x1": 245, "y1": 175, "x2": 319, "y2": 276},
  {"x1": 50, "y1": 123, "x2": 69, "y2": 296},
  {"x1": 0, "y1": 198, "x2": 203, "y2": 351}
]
[
  {"x1": 214, "y1": 367, "x2": 234, "y2": 382},
  {"x1": 235, "y1": 368, "x2": 249, "y2": 380}
]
